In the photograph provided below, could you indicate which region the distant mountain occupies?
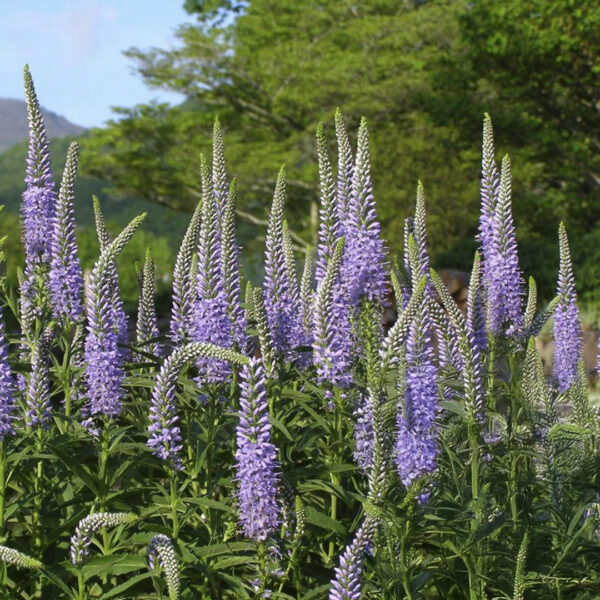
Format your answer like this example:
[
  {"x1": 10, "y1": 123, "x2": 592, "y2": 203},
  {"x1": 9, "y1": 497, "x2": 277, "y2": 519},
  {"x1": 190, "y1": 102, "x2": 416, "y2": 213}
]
[{"x1": 0, "y1": 98, "x2": 85, "y2": 152}]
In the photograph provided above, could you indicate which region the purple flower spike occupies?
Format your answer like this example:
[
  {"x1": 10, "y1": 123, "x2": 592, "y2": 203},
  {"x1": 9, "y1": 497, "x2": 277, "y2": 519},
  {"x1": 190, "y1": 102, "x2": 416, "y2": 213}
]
[
  {"x1": 478, "y1": 114, "x2": 501, "y2": 290},
  {"x1": 486, "y1": 155, "x2": 524, "y2": 338},
  {"x1": 353, "y1": 394, "x2": 374, "y2": 474},
  {"x1": 170, "y1": 199, "x2": 201, "y2": 345},
  {"x1": 147, "y1": 347, "x2": 186, "y2": 469},
  {"x1": 20, "y1": 66, "x2": 58, "y2": 322},
  {"x1": 221, "y1": 180, "x2": 248, "y2": 352},
  {"x1": 313, "y1": 239, "x2": 352, "y2": 387},
  {"x1": 467, "y1": 252, "x2": 488, "y2": 352},
  {"x1": 25, "y1": 331, "x2": 52, "y2": 429},
  {"x1": 235, "y1": 358, "x2": 281, "y2": 541},
  {"x1": 334, "y1": 109, "x2": 354, "y2": 234},
  {"x1": 263, "y1": 167, "x2": 305, "y2": 362},
  {"x1": 136, "y1": 249, "x2": 162, "y2": 357},
  {"x1": 316, "y1": 123, "x2": 342, "y2": 285},
  {"x1": 191, "y1": 156, "x2": 233, "y2": 383},
  {"x1": 0, "y1": 307, "x2": 16, "y2": 440},
  {"x1": 341, "y1": 117, "x2": 387, "y2": 307},
  {"x1": 149, "y1": 343, "x2": 248, "y2": 468},
  {"x1": 49, "y1": 141, "x2": 84, "y2": 322},
  {"x1": 329, "y1": 517, "x2": 377, "y2": 600},
  {"x1": 22, "y1": 65, "x2": 56, "y2": 264},
  {"x1": 395, "y1": 297, "x2": 439, "y2": 487},
  {"x1": 553, "y1": 223, "x2": 581, "y2": 393},
  {"x1": 92, "y1": 197, "x2": 129, "y2": 354},
  {"x1": 84, "y1": 215, "x2": 146, "y2": 429}
]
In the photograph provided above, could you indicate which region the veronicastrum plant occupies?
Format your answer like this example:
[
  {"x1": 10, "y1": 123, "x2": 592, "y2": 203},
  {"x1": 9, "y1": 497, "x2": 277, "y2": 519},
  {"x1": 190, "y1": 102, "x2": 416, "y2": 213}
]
[{"x1": 0, "y1": 66, "x2": 598, "y2": 600}]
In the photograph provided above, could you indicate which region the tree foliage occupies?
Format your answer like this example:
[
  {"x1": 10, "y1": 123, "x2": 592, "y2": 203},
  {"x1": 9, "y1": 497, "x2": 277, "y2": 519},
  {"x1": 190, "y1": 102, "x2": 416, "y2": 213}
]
[{"x1": 81, "y1": 0, "x2": 600, "y2": 302}]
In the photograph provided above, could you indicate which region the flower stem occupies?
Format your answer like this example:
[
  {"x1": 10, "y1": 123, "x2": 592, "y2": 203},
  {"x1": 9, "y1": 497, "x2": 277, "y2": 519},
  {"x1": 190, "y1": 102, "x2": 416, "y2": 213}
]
[{"x1": 169, "y1": 468, "x2": 180, "y2": 540}]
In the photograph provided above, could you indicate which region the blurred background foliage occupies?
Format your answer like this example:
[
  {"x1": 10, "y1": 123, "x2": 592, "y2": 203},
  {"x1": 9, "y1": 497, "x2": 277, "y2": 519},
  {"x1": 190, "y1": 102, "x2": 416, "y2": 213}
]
[{"x1": 0, "y1": 0, "x2": 598, "y2": 311}]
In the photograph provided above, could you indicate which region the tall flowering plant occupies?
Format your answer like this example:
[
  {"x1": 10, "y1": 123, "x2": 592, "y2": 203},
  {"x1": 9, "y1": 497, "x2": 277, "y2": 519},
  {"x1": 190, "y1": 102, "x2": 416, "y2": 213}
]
[{"x1": 0, "y1": 72, "x2": 595, "y2": 600}]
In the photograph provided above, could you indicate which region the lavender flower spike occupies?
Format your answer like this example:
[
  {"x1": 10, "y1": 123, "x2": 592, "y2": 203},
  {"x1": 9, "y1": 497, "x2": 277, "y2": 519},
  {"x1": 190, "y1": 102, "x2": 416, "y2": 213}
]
[
  {"x1": 478, "y1": 113, "x2": 500, "y2": 287},
  {"x1": 170, "y1": 199, "x2": 201, "y2": 344},
  {"x1": 0, "y1": 306, "x2": 16, "y2": 440},
  {"x1": 353, "y1": 393, "x2": 374, "y2": 474},
  {"x1": 467, "y1": 252, "x2": 487, "y2": 352},
  {"x1": 316, "y1": 122, "x2": 341, "y2": 284},
  {"x1": 329, "y1": 516, "x2": 377, "y2": 600},
  {"x1": 148, "y1": 343, "x2": 248, "y2": 467},
  {"x1": 313, "y1": 239, "x2": 352, "y2": 387},
  {"x1": 220, "y1": 180, "x2": 248, "y2": 352},
  {"x1": 22, "y1": 65, "x2": 56, "y2": 263},
  {"x1": 191, "y1": 156, "x2": 233, "y2": 383},
  {"x1": 263, "y1": 167, "x2": 305, "y2": 361},
  {"x1": 395, "y1": 295, "x2": 439, "y2": 487},
  {"x1": 235, "y1": 357, "x2": 281, "y2": 541},
  {"x1": 334, "y1": 109, "x2": 354, "y2": 232},
  {"x1": 49, "y1": 141, "x2": 84, "y2": 322},
  {"x1": 554, "y1": 223, "x2": 581, "y2": 393},
  {"x1": 24, "y1": 330, "x2": 52, "y2": 429},
  {"x1": 93, "y1": 196, "x2": 129, "y2": 352},
  {"x1": 136, "y1": 249, "x2": 162, "y2": 357},
  {"x1": 486, "y1": 155, "x2": 524, "y2": 337},
  {"x1": 84, "y1": 215, "x2": 146, "y2": 427},
  {"x1": 342, "y1": 117, "x2": 387, "y2": 306},
  {"x1": 20, "y1": 66, "x2": 57, "y2": 321}
]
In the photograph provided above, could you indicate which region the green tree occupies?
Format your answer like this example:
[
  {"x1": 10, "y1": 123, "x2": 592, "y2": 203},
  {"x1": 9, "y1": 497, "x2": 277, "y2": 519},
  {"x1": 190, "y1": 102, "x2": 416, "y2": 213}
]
[
  {"x1": 82, "y1": 0, "x2": 478, "y2": 254},
  {"x1": 81, "y1": 0, "x2": 600, "y2": 302}
]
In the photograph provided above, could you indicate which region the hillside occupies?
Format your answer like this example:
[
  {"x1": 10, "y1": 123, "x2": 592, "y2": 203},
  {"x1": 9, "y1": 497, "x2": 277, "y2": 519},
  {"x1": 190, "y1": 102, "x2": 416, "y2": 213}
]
[{"x1": 0, "y1": 98, "x2": 85, "y2": 152}]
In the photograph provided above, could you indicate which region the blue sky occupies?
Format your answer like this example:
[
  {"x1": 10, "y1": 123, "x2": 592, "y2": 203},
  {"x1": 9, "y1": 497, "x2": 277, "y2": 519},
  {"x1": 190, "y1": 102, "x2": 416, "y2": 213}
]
[{"x1": 0, "y1": 0, "x2": 191, "y2": 128}]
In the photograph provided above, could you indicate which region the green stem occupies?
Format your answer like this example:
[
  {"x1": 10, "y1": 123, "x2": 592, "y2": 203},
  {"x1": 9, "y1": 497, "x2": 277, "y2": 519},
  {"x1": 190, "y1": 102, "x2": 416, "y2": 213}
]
[
  {"x1": 465, "y1": 556, "x2": 479, "y2": 600},
  {"x1": 327, "y1": 389, "x2": 342, "y2": 561},
  {"x1": 169, "y1": 468, "x2": 180, "y2": 540},
  {"x1": 31, "y1": 426, "x2": 44, "y2": 599},
  {"x1": 469, "y1": 426, "x2": 479, "y2": 503},
  {"x1": 32, "y1": 427, "x2": 44, "y2": 552},
  {"x1": 98, "y1": 422, "x2": 111, "y2": 563},
  {"x1": 400, "y1": 522, "x2": 414, "y2": 600},
  {"x1": 77, "y1": 569, "x2": 85, "y2": 600},
  {"x1": 204, "y1": 390, "x2": 218, "y2": 537}
]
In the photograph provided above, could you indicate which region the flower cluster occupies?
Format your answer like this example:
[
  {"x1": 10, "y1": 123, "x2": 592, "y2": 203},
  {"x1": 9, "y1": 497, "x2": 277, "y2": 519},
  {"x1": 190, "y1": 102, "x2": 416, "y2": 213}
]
[
  {"x1": 24, "y1": 330, "x2": 52, "y2": 429},
  {"x1": 553, "y1": 223, "x2": 581, "y2": 393},
  {"x1": 0, "y1": 545, "x2": 42, "y2": 570},
  {"x1": 395, "y1": 297, "x2": 439, "y2": 487},
  {"x1": 353, "y1": 394, "x2": 374, "y2": 474},
  {"x1": 234, "y1": 358, "x2": 281, "y2": 541},
  {"x1": 147, "y1": 534, "x2": 179, "y2": 600},
  {"x1": 0, "y1": 306, "x2": 16, "y2": 440},
  {"x1": 191, "y1": 155, "x2": 234, "y2": 383},
  {"x1": 329, "y1": 517, "x2": 377, "y2": 600},
  {"x1": 48, "y1": 141, "x2": 84, "y2": 322},
  {"x1": 136, "y1": 249, "x2": 162, "y2": 357},
  {"x1": 263, "y1": 168, "x2": 307, "y2": 363},
  {"x1": 70, "y1": 512, "x2": 136, "y2": 565},
  {"x1": 83, "y1": 215, "x2": 146, "y2": 430}
]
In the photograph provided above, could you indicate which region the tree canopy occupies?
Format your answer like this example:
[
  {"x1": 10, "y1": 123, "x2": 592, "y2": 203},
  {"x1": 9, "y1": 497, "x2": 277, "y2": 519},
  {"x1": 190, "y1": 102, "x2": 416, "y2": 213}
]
[{"x1": 81, "y1": 0, "x2": 600, "y2": 302}]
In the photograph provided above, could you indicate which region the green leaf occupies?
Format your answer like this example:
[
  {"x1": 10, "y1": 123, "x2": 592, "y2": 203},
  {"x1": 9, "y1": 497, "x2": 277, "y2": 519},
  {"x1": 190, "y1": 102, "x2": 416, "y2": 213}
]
[
  {"x1": 99, "y1": 572, "x2": 152, "y2": 598},
  {"x1": 304, "y1": 506, "x2": 347, "y2": 535}
]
